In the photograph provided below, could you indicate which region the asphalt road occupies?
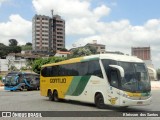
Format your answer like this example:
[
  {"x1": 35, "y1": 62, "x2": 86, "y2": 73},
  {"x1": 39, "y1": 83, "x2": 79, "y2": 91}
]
[{"x1": 0, "y1": 89, "x2": 159, "y2": 120}]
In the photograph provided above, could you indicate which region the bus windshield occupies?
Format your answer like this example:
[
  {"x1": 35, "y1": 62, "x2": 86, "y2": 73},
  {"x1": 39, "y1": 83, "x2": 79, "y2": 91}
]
[
  {"x1": 4, "y1": 75, "x2": 18, "y2": 86},
  {"x1": 118, "y1": 62, "x2": 151, "y2": 92}
]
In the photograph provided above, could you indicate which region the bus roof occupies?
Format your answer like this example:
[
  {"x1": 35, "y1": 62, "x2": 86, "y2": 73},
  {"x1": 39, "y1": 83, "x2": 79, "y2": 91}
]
[
  {"x1": 6, "y1": 71, "x2": 39, "y2": 76},
  {"x1": 42, "y1": 54, "x2": 144, "y2": 68}
]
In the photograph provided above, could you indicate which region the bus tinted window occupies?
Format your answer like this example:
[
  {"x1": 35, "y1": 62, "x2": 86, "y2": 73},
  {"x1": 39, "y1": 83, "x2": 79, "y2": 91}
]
[
  {"x1": 58, "y1": 64, "x2": 78, "y2": 76},
  {"x1": 88, "y1": 60, "x2": 103, "y2": 78},
  {"x1": 52, "y1": 66, "x2": 59, "y2": 76},
  {"x1": 41, "y1": 67, "x2": 47, "y2": 77},
  {"x1": 77, "y1": 62, "x2": 88, "y2": 76},
  {"x1": 102, "y1": 59, "x2": 117, "y2": 74},
  {"x1": 41, "y1": 60, "x2": 102, "y2": 78}
]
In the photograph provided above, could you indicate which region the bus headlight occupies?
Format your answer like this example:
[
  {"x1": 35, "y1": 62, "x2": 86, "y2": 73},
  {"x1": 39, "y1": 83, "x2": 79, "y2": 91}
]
[{"x1": 122, "y1": 93, "x2": 130, "y2": 98}]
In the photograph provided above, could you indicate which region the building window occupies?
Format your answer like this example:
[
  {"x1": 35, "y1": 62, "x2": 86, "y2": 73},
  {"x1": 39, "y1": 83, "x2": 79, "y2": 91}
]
[
  {"x1": 57, "y1": 36, "x2": 63, "y2": 39},
  {"x1": 101, "y1": 47, "x2": 105, "y2": 49}
]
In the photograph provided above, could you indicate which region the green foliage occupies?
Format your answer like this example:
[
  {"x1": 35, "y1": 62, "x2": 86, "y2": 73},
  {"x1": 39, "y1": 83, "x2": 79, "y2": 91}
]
[
  {"x1": 9, "y1": 39, "x2": 18, "y2": 46},
  {"x1": 0, "y1": 76, "x2": 2, "y2": 81},
  {"x1": 9, "y1": 65, "x2": 18, "y2": 71},
  {"x1": 0, "y1": 43, "x2": 8, "y2": 57},
  {"x1": 21, "y1": 45, "x2": 32, "y2": 51},
  {"x1": 59, "y1": 48, "x2": 68, "y2": 51},
  {"x1": 8, "y1": 46, "x2": 21, "y2": 53},
  {"x1": 0, "y1": 40, "x2": 21, "y2": 57},
  {"x1": 21, "y1": 42, "x2": 32, "y2": 51},
  {"x1": 20, "y1": 67, "x2": 28, "y2": 71},
  {"x1": 85, "y1": 46, "x2": 97, "y2": 54},
  {"x1": 26, "y1": 42, "x2": 32, "y2": 46},
  {"x1": 69, "y1": 47, "x2": 93, "y2": 58},
  {"x1": 31, "y1": 57, "x2": 66, "y2": 74}
]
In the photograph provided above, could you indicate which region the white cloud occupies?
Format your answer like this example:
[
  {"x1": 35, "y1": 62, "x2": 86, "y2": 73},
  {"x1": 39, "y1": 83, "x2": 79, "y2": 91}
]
[
  {"x1": 32, "y1": 0, "x2": 92, "y2": 19},
  {"x1": 74, "y1": 19, "x2": 160, "y2": 68},
  {"x1": 32, "y1": 0, "x2": 160, "y2": 69},
  {"x1": 93, "y1": 5, "x2": 110, "y2": 18},
  {"x1": 0, "y1": 14, "x2": 32, "y2": 45},
  {"x1": 32, "y1": 0, "x2": 111, "y2": 35},
  {"x1": 75, "y1": 19, "x2": 160, "y2": 49}
]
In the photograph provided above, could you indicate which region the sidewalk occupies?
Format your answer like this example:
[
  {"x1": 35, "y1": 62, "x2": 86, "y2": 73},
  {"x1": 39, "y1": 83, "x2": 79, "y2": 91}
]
[{"x1": 0, "y1": 86, "x2": 4, "y2": 91}]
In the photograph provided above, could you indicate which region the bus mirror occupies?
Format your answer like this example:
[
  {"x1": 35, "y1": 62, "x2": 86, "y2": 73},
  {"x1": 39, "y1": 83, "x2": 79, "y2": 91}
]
[{"x1": 109, "y1": 65, "x2": 124, "y2": 78}]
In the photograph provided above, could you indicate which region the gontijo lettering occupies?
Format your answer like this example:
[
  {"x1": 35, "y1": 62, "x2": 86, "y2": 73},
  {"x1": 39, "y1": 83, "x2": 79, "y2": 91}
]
[{"x1": 50, "y1": 78, "x2": 66, "y2": 83}]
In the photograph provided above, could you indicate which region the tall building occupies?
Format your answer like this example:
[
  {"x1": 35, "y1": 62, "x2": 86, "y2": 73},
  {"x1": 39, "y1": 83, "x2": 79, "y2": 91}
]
[
  {"x1": 131, "y1": 47, "x2": 151, "y2": 60},
  {"x1": 32, "y1": 14, "x2": 65, "y2": 53},
  {"x1": 131, "y1": 47, "x2": 157, "y2": 80}
]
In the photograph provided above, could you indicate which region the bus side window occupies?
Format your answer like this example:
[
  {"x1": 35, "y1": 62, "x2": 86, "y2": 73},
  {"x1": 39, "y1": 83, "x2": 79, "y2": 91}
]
[
  {"x1": 102, "y1": 59, "x2": 117, "y2": 81},
  {"x1": 88, "y1": 60, "x2": 103, "y2": 78},
  {"x1": 110, "y1": 70, "x2": 119, "y2": 88},
  {"x1": 77, "y1": 62, "x2": 88, "y2": 76}
]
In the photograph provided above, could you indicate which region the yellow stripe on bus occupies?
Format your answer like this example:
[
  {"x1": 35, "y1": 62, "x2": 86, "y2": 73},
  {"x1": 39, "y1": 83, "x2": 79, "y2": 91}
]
[
  {"x1": 125, "y1": 92, "x2": 141, "y2": 97},
  {"x1": 42, "y1": 57, "x2": 84, "y2": 67}
]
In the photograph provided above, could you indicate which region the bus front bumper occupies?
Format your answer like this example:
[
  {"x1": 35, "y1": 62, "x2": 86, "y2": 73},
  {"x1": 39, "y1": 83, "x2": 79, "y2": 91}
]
[
  {"x1": 120, "y1": 96, "x2": 152, "y2": 107},
  {"x1": 4, "y1": 83, "x2": 25, "y2": 91}
]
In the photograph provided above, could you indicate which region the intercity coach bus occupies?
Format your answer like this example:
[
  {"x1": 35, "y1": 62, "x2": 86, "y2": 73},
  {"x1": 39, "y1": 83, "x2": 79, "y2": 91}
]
[
  {"x1": 4, "y1": 72, "x2": 40, "y2": 91},
  {"x1": 40, "y1": 54, "x2": 151, "y2": 108}
]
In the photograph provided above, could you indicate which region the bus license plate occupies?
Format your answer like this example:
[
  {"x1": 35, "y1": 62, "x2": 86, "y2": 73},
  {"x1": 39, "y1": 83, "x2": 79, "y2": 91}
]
[{"x1": 137, "y1": 101, "x2": 143, "y2": 105}]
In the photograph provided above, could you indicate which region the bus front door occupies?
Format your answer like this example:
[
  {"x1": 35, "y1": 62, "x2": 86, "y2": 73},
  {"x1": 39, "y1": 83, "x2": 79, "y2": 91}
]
[{"x1": 107, "y1": 69, "x2": 120, "y2": 106}]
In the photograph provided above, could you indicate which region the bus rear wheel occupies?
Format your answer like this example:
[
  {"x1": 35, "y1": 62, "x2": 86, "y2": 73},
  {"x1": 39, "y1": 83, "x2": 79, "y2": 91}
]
[
  {"x1": 95, "y1": 93, "x2": 105, "y2": 109},
  {"x1": 53, "y1": 90, "x2": 59, "y2": 102},
  {"x1": 48, "y1": 90, "x2": 54, "y2": 101}
]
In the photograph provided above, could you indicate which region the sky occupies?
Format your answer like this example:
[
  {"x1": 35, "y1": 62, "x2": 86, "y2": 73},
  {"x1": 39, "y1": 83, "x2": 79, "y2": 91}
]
[{"x1": 0, "y1": 0, "x2": 160, "y2": 69}]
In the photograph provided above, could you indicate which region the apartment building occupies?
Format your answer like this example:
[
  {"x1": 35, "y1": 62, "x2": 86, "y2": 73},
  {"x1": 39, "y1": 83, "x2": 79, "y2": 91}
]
[
  {"x1": 32, "y1": 14, "x2": 65, "y2": 53},
  {"x1": 131, "y1": 47, "x2": 151, "y2": 60}
]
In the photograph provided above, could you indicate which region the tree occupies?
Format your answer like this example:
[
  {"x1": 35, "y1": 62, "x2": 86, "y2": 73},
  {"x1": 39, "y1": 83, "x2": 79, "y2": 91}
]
[
  {"x1": 21, "y1": 45, "x2": 32, "y2": 51},
  {"x1": 0, "y1": 43, "x2": 8, "y2": 57},
  {"x1": 0, "y1": 43, "x2": 6, "y2": 47},
  {"x1": 0, "y1": 41, "x2": 21, "y2": 58},
  {"x1": 26, "y1": 42, "x2": 32, "y2": 46},
  {"x1": 8, "y1": 46, "x2": 21, "y2": 53},
  {"x1": 69, "y1": 47, "x2": 92, "y2": 58},
  {"x1": 9, "y1": 39, "x2": 18, "y2": 46},
  {"x1": 32, "y1": 57, "x2": 66, "y2": 74},
  {"x1": 85, "y1": 46, "x2": 97, "y2": 54},
  {"x1": 59, "y1": 48, "x2": 68, "y2": 51}
]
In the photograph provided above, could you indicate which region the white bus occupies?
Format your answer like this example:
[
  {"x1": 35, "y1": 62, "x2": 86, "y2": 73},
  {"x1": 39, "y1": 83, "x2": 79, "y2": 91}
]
[{"x1": 40, "y1": 54, "x2": 152, "y2": 108}]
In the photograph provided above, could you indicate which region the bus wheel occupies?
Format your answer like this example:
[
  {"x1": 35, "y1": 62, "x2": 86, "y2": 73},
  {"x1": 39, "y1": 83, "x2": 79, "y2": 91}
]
[
  {"x1": 48, "y1": 90, "x2": 54, "y2": 101},
  {"x1": 95, "y1": 93, "x2": 105, "y2": 109},
  {"x1": 53, "y1": 90, "x2": 59, "y2": 102}
]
